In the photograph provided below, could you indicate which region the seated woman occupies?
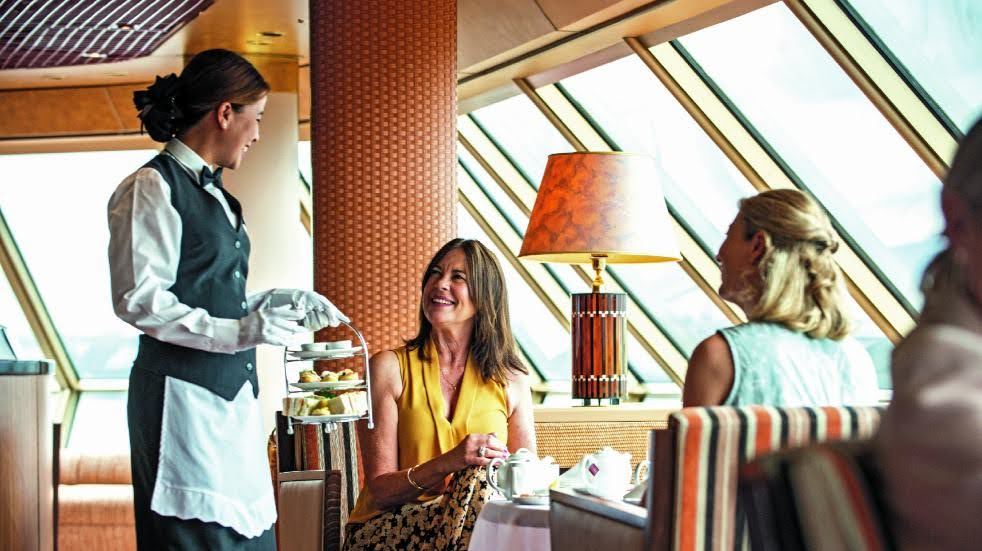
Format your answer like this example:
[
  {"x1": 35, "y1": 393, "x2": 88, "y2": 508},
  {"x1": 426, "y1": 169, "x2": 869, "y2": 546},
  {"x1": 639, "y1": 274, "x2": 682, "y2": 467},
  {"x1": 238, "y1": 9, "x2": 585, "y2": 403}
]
[
  {"x1": 344, "y1": 238, "x2": 535, "y2": 551},
  {"x1": 877, "y1": 118, "x2": 982, "y2": 550},
  {"x1": 683, "y1": 189, "x2": 879, "y2": 407}
]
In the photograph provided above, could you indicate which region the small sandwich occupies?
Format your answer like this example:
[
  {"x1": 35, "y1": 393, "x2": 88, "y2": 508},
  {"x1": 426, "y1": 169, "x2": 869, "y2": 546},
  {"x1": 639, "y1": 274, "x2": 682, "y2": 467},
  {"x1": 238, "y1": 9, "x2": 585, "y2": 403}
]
[
  {"x1": 302, "y1": 396, "x2": 322, "y2": 416},
  {"x1": 309, "y1": 396, "x2": 332, "y2": 416},
  {"x1": 298, "y1": 370, "x2": 321, "y2": 383},
  {"x1": 283, "y1": 396, "x2": 306, "y2": 417},
  {"x1": 328, "y1": 391, "x2": 368, "y2": 415}
]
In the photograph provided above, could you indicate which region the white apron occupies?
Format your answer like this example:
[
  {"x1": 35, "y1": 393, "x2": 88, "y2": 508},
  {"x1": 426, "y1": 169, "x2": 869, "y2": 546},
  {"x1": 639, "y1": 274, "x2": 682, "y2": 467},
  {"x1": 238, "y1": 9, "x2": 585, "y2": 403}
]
[{"x1": 151, "y1": 376, "x2": 277, "y2": 538}]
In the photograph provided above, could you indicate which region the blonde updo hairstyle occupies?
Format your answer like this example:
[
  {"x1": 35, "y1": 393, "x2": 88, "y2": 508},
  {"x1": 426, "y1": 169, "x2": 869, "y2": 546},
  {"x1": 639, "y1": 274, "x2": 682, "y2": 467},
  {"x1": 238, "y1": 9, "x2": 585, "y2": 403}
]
[{"x1": 738, "y1": 189, "x2": 851, "y2": 340}]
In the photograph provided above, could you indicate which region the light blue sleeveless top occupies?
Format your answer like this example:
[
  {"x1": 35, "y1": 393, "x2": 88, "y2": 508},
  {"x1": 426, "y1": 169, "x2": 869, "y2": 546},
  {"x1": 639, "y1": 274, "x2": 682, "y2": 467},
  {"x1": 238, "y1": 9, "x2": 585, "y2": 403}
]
[{"x1": 718, "y1": 321, "x2": 880, "y2": 406}]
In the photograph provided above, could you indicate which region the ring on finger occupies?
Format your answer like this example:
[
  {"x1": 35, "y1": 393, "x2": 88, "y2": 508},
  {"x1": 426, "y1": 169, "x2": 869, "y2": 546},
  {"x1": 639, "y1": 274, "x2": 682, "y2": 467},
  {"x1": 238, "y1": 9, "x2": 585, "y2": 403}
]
[{"x1": 477, "y1": 445, "x2": 487, "y2": 458}]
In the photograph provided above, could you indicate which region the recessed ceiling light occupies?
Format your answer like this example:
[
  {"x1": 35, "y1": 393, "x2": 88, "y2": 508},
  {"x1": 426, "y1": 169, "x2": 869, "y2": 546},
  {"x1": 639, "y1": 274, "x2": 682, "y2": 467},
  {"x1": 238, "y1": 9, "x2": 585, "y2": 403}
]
[
  {"x1": 246, "y1": 40, "x2": 272, "y2": 46},
  {"x1": 258, "y1": 31, "x2": 283, "y2": 38},
  {"x1": 42, "y1": 74, "x2": 65, "y2": 80},
  {"x1": 106, "y1": 71, "x2": 128, "y2": 77},
  {"x1": 116, "y1": 22, "x2": 139, "y2": 31},
  {"x1": 80, "y1": 51, "x2": 107, "y2": 59}
]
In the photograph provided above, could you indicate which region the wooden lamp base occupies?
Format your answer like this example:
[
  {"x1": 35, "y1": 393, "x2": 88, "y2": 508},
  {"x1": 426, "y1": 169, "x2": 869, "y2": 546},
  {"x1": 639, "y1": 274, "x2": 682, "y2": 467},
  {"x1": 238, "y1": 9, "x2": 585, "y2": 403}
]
[{"x1": 571, "y1": 292, "x2": 627, "y2": 404}]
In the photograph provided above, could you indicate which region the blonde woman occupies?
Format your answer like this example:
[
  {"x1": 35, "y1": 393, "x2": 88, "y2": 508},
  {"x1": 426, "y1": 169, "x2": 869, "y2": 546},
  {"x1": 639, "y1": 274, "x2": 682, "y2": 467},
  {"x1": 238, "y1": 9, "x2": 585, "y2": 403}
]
[
  {"x1": 877, "y1": 118, "x2": 982, "y2": 551},
  {"x1": 683, "y1": 189, "x2": 879, "y2": 407}
]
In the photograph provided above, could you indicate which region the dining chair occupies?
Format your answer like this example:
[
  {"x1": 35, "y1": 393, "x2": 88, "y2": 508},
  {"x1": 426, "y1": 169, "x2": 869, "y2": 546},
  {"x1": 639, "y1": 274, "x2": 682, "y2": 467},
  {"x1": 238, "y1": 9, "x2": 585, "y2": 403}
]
[
  {"x1": 738, "y1": 440, "x2": 893, "y2": 551},
  {"x1": 273, "y1": 413, "x2": 359, "y2": 551},
  {"x1": 646, "y1": 406, "x2": 884, "y2": 551}
]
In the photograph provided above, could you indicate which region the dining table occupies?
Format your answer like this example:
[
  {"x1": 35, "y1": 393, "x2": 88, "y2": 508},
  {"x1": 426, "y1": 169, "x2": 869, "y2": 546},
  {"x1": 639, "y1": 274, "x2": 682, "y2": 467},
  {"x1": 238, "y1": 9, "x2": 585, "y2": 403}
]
[
  {"x1": 469, "y1": 486, "x2": 647, "y2": 551},
  {"x1": 468, "y1": 498, "x2": 551, "y2": 551}
]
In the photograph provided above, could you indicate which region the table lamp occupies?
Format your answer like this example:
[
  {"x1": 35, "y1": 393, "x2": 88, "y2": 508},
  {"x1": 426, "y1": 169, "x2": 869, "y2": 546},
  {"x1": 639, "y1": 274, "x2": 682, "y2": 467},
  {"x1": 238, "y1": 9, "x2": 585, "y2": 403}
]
[{"x1": 519, "y1": 152, "x2": 680, "y2": 404}]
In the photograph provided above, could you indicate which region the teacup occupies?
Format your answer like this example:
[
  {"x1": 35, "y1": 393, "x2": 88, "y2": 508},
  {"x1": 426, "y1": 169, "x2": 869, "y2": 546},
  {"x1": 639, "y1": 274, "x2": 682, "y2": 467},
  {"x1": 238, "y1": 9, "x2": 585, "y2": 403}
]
[
  {"x1": 489, "y1": 449, "x2": 558, "y2": 500},
  {"x1": 634, "y1": 460, "x2": 651, "y2": 485},
  {"x1": 324, "y1": 340, "x2": 352, "y2": 350}
]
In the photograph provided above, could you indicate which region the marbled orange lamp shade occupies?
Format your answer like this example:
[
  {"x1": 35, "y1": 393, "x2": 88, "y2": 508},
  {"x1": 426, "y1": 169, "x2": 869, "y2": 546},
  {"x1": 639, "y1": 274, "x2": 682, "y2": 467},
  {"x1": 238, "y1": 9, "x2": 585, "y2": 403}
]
[
  {"x1": 519, "y1": 152, "x2": 680, "y2": 403},
  {"x1": 519, "y1": 152, "x2": 680, "y2": 264}
]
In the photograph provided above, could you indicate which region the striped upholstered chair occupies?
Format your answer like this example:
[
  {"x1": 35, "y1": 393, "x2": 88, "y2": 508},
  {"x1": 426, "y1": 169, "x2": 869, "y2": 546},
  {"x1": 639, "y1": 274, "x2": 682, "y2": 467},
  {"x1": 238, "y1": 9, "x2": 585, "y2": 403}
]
[
  {"x1": 738, "y1": 441, "x2": 893, "y2": 551},
  {"x1": 647, "y1": 406, "x2": 883, "y2": 551}
]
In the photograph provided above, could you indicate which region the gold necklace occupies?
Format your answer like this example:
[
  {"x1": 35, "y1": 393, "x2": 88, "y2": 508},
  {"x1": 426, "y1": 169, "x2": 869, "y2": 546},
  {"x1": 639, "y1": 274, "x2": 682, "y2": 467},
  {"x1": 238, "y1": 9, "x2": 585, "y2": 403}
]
[{"x1": 440, "y1": 365, "x2": 464, "y2": 391}]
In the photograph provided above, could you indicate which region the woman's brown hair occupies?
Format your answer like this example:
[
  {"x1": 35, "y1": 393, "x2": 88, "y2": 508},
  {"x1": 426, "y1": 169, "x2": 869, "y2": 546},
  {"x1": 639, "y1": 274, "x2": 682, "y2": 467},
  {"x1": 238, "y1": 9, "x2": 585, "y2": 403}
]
[
  {"x1": 134, "y1": 49, "x2": 269, "y2": 142},
  {"x1": 922, "y1": 118, "x2": 982, "y2": 294},
  {"x1": 738, "y1": 189, "x2": 852, "y2": 340},
  {"x1": 406, "y1": 238, "x2": 528, "y2": 385}
]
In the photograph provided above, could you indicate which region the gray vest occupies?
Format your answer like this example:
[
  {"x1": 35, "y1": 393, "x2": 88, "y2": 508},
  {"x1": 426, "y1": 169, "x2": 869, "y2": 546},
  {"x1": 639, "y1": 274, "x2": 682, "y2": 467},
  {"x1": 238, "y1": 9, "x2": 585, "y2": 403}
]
[{"x1": 132, "y1": 154, "x2": 258, "y2": 400}]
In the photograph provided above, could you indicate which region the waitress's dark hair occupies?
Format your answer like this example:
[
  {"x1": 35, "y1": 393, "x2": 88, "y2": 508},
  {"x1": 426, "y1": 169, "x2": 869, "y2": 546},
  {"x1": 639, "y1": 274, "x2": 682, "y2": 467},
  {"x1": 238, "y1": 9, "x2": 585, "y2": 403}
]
[
  {"x1": 406, "y1": 238, "x2": 528, "y2": 386},
  {"x1": 134, "y1": 49, "x2": 269, "y2": 142}
]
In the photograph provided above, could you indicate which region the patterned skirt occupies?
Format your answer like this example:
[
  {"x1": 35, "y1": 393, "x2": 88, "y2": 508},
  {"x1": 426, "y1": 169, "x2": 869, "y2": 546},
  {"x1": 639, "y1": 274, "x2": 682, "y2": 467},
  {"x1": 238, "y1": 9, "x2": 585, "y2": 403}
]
[{"x1": 343, "y1": 466, "x2": 494, "y2": 551}]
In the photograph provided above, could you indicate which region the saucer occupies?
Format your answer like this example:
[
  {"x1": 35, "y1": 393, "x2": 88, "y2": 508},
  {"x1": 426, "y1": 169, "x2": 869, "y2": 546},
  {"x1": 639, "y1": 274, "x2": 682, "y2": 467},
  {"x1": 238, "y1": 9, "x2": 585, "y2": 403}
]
[
  {"x1": 511, "y1": 495, "x2": 549, "y2": 506},
  {"x1": 573, "y1": 486, "x2": 628, "y2": 500},
  {"x1": 290, "y1": 380, "x2": 364, "y2": 391},
  {"x1": 290, "y1": 346, "x2": 362, "y2": 360},
  {"x1": 291, "y1": 413, "x2": 364, "y2": 423}
]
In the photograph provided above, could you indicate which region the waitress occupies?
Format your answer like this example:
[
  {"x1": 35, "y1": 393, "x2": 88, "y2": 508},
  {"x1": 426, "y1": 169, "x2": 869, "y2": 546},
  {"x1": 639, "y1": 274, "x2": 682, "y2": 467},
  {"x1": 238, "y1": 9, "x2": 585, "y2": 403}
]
[{"x1": 107, "y1": 49, "x2": 345, "y2": 549}]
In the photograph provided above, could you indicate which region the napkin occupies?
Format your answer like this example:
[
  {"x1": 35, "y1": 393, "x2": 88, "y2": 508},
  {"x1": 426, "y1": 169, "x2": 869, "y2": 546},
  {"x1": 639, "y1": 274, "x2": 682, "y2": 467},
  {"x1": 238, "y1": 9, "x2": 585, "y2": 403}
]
[
  {"x1": 623, "y1": 481, "x2": 646, "y2": 505},
  {"x1": 557, "y1": 457, "x2": 585, "y2": 488}
]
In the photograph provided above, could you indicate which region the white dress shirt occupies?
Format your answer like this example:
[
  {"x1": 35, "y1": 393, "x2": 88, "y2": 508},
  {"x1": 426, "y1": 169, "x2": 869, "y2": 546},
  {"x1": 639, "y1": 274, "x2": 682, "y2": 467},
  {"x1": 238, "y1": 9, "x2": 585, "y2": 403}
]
[{"x1": 107, "y1": 139, "x2": 276, "y2": 538}]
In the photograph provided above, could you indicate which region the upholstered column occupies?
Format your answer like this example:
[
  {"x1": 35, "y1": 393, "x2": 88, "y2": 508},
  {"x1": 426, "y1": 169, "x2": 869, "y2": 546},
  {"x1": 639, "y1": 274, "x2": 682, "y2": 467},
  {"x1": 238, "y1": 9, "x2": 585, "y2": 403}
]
[
  {"x1": 222, "y1": 57, "x2": 308, "y2": 432},
  {"x1": 309, "y1": 1, "x2": 457, "y2": 354}
]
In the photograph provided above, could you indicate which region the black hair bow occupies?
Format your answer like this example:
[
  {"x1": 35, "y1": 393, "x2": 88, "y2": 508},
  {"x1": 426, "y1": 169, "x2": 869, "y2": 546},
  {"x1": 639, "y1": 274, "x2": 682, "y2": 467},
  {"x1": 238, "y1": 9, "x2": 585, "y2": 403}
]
[
  {"x1": 134, "y1": 74, "x2": 181, "y2": 113},
  {"x1": 134, "y1": 74, "x2": 183, "y2": 140}
]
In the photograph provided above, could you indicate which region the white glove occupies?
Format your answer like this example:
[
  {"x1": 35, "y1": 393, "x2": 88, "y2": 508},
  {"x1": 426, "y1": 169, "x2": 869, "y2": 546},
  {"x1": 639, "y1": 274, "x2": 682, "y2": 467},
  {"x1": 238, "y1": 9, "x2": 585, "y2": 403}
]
[
  {"x1": 237, "y1": 296, "x2": 308, "y2": 350},
  {"x1": 268, "y1": 289, "x2": 349, "y2": 329}
]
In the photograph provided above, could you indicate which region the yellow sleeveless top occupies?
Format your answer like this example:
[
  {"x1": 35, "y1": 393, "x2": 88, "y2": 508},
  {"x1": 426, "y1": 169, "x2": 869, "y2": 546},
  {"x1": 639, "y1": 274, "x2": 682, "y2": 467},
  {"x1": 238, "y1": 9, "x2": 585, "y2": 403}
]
[{"x1": 348, "y1": 340, "x2": 509, "y2": 524}]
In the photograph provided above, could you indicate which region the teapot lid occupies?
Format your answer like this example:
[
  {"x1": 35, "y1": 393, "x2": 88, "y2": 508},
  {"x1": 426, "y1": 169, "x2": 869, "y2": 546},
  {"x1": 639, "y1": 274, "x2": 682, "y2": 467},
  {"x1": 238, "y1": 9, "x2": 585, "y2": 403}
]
[
  {"x1": 595, "y1": 446, "x2": 630, "y2": 458},
  {"x1": 505, "y1": 448, "x2": 535, "y2": 462}
]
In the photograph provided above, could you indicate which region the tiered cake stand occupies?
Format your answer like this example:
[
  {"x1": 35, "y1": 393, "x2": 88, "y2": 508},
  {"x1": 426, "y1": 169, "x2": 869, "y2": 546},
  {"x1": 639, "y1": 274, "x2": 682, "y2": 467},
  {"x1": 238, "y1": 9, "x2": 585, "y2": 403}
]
[{"x1": 282, "y1": 321, "x2": 374, "y2": 434}]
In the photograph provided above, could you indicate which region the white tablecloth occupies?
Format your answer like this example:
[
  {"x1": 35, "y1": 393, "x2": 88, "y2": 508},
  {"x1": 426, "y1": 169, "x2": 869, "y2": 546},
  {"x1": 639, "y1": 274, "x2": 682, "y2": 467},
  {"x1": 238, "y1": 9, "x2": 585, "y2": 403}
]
[{"x1": 469, "y1": 499, "x2": 551, "y2": 551}]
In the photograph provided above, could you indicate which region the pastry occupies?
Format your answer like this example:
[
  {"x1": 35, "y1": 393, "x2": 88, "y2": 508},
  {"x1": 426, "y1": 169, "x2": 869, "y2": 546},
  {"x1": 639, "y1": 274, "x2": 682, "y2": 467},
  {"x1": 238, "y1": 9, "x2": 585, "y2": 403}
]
[
  {"x1": 310, "y1": 406, "x2": 331, "y2": 416},
  {"x1": 338, "y1": 369, "x2": 359, "y2": 381},
  {"x1": 328, "y1": 391, "x2": 368, "y2": 415},
  {"x1": 320, "y1": 370, "x2": 339, "y2": 382},
  {"x1": 298, "y1": 370, "x2": 320, "y2": 383}
]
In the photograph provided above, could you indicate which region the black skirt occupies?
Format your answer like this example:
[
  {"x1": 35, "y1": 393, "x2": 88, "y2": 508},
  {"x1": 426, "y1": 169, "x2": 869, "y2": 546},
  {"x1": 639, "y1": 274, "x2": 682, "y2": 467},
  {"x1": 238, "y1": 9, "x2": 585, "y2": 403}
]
[{"x1": 127, "y1": 366, "x2": 275, "y2": 550}]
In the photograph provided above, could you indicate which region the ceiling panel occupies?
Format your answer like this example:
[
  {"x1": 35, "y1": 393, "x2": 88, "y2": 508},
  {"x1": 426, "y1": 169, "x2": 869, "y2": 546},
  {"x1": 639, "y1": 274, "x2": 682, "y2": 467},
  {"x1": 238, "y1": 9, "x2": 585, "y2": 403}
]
[{"x1": 0, "y1": 0, "x2": 215, "y2": 70}]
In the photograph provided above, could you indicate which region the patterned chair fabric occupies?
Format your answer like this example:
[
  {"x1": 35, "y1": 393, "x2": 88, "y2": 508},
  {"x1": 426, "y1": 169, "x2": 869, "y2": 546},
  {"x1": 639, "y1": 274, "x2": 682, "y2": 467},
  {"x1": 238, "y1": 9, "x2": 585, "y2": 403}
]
[
  {"x1": 738, "y1": 441, "x2": 892, "y2": 551},
  {"x1": 651, "y1": 406, "x2": 883, "y2": 551}
]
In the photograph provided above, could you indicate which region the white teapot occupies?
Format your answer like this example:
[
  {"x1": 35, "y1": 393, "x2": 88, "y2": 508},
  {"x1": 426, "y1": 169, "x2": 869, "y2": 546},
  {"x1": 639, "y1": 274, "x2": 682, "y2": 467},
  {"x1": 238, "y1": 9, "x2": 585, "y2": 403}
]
[
  {"x1": 488, "y1": 448, "x2": 558, "y2": 500},
  {"x1": 579, "y1": 447, "x2": 632, "y2": 500}
]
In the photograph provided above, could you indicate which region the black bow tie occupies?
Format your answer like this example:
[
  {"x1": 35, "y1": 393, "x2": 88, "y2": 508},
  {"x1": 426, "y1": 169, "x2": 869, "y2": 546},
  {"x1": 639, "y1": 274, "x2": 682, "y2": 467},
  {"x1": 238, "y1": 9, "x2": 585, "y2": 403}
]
[{"x1": 200, "y1": 166, "x2": 223, "y2": 188}]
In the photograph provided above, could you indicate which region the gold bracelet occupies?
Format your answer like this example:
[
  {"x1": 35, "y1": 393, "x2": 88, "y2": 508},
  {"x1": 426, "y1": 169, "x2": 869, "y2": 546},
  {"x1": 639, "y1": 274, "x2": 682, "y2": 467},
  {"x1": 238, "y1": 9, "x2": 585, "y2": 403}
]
[{"x1": 406, "y1": 464, "x2": 427, "y2": 492}]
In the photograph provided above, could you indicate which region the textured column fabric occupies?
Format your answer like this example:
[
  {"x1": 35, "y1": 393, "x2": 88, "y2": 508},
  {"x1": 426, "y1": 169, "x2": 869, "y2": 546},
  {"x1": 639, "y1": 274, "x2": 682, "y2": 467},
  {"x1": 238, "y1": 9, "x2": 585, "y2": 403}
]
[{"x1": 310, "y1": 0, "x2": 457, "y2": 356}]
